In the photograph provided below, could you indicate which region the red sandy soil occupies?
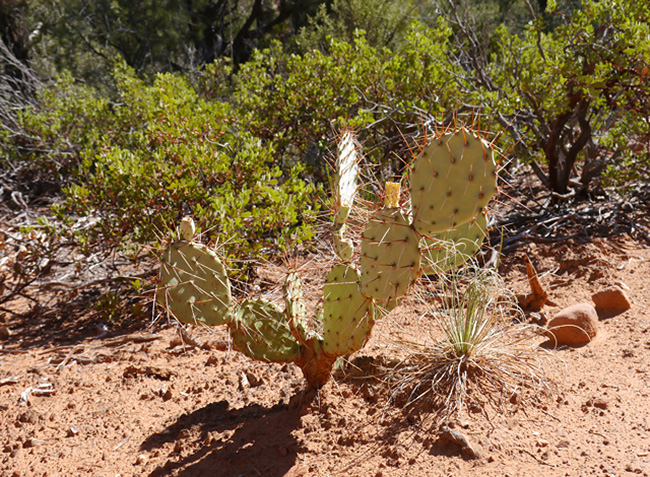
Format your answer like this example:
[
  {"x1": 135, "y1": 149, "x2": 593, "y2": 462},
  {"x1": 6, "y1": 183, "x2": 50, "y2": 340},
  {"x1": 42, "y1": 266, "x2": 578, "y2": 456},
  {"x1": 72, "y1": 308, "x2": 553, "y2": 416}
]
[{"x1": 1, "y1": 209, "x2": 649, "y2": 477}]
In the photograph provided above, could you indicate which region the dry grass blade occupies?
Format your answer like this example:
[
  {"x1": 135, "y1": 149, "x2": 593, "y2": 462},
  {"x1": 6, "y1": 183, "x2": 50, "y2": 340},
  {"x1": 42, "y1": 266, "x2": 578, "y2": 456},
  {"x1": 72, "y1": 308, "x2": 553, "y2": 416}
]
[{"x1": 384, "y1": 265, "x2": 560, "y2": 426}]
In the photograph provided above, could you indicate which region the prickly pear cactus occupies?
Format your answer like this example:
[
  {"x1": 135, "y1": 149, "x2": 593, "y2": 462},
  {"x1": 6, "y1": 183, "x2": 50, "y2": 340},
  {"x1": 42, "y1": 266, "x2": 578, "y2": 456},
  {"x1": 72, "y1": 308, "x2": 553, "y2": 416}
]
[
  {"x1": 231, "y1": 300, "x2": 302, "y2": 362},
  {"x1": 360, "y1": 207, "x2": 420, "y2": 303},
  {"x1": 157, "y1": 240, "x2": 233, "y2": 326},
  {"x1": 334, "y1": 131, "x2": 359, "y2": 226},
  {"x1": 283, "y1": 271, "x2": 311, "y2": 342},
  {"x1": 334, "y1": 225, "x2": 354, "y2": 262},
  {"x1": 410, "y1": 129, "x2": 497, "y2": 235},
  {"x1": 179, "y1": 216, "x2": 196, "y2": 241},
  {"x1": 333, "y1": 131, "x2": 359, "y2": 262},
  {"x1": 156, "y1": 127, "x2": 499, "y2": 390}
]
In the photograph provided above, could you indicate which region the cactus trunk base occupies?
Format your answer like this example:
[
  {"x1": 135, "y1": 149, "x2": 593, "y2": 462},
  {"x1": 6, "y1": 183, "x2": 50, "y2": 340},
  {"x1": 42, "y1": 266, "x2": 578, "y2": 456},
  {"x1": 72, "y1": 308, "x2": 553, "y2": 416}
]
[{"x1": 296, "y1": 345, "x2": 338, "y2": 389}]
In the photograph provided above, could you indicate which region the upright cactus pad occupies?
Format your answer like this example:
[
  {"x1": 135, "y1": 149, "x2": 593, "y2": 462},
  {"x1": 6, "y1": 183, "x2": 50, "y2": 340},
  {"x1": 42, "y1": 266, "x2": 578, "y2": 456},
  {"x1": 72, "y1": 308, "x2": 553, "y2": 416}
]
[
  {"x1": 157, "y1": 241, "x2": 233, "y2": 326},
  {"x1": 410, "y1": 129, "x2": 497, "y2": 235},
  {"x1": 360, "y1": 208, "x2": 421, "y2": 302},
  {"x1": 334, "y1": 131, "x2": 359, "y2": 225},
  {"x1": 322, "y1": 264, "x2": 375, "y2": 355},
  {"x1": 230, "y1": 299, "x2": 302, "y2": 363},
  {"x1": 284, "y1": 271, "x2": 310, "y2": 341},
  {"x1": 420, "y1": 212, "x2": 488, "y2": 274}
]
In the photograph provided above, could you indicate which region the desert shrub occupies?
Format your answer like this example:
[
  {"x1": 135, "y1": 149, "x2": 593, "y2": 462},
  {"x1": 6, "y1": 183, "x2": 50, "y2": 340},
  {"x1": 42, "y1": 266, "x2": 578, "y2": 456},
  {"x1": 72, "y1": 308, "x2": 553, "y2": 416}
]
[
  {"x1": 1, "y1": 71, "x2": 109, "y2": 191},
  {"x1": 293, "y1": 0, "x2": 418, "y2": 52},
  {"x1": 69, "y1": 64, "x2": 319, "y2": 263},
  {"x1": 9, "y1": 63, "x2": 319, "y2": 270},
  {"x1": 448, "y1": 0, "x2": 650, "y2": 196},
  {"x1": 222, "y1": 25, "x2": 461, "y2": 181}
]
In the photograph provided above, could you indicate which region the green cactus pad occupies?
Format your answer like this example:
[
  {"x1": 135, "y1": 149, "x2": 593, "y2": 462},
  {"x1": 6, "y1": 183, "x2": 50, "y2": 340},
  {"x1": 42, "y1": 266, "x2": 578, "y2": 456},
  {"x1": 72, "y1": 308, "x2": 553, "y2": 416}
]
[
  {"x1": 334, "y1": 131, "x2": 359, "y2": 225},
  {"x1": 360, "y1": 208, "x2": 421, "y2": 302},
  {"x1": 322, "y1": 264, "x2": 375, "y2": 356},
  {"x1": 420, "y1": 212, "x2": 488, "y2": 274},
  {"x1": 230, "y1": 299, "x2": 302, "y2": 363},
  {"x1": 157, "y1": 241, "x2": 233, "y2": 326},
  {"x1": 284, "y1": 271, "x2": 310, "y2": 341},
  {"x1": 410, "y1": 129, "x2": 497, "y2": 235}
]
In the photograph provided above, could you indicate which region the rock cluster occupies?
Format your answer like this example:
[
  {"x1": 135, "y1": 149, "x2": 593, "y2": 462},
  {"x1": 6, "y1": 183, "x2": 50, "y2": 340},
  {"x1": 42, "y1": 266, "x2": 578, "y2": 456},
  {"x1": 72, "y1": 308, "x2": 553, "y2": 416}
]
[{"x1": 545, "y1": 284, "x2": 632, "y2": 347}]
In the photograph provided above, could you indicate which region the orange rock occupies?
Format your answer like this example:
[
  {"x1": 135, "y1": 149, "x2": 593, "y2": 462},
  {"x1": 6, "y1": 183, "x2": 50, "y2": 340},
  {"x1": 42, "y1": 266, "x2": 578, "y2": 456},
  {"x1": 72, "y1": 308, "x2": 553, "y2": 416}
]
[
  {"x1": 546, "y1": 303, "x2": 598, "y2": 347},
  {"x1": 591, "y1": 286, "x2": 631, "y2": 316}
]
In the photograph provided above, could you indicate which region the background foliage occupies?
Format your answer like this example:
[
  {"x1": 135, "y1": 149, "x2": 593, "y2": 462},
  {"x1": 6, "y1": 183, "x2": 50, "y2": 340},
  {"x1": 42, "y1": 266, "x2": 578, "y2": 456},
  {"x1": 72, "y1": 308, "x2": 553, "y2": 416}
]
[{"x1": 1, "y1": 0, "x2": 648, "y2": 274}]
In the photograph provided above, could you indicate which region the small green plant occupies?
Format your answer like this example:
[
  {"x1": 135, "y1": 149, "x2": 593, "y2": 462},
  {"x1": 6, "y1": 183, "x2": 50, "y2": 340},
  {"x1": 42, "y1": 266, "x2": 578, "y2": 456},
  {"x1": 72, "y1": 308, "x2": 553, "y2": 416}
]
[
  {"x1": 385, "y1": 266, "x2": 556, "y2": 423},
  {"x1": 156, "y1": 127, "x2": 498, "y2": 388},
  {"x1": 96, "y1": 291, "x2": 121, "y2": 322}
]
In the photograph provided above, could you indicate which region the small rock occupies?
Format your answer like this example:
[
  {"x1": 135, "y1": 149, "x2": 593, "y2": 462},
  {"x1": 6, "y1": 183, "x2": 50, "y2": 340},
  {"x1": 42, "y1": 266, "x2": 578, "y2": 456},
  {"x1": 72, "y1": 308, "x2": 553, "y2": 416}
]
[
  {"x1": 529, "y1": 312, "x2": 548, "y2": 326},
  {"x1": 23, "y1": 437, "x2": 44, "y2": 448},
  {"x1": 557, "y1": 439, "x2": 570, "y2": 448},
  {"x1": 592, "y1": 286, "x2": 631, "y2": 316},
  {"x1": 284, "y1": 464, "x2": 309, "y2": 477},
  {"x1": 135, "y1": 454, "x2": 148, "y2": 465},
  {"x1": 18, "y1": 410, "x2": 40, "y2": 424},
  {"x1": 66, "y1": 427, "x2": 79, "y2": 437},
  {"x1": 546, "y1": 303, "x2": 598, "y2": 347},
  {"x1": 239, "y1": 372, "x2": 250, "y2": 389},
  {"x1": 244, "y1": 370, "x2": 263, "y2": 387},
  {"x1": 593, "y1": 397, "x2": 609, "y2": 410},
  {"x1": 0, "y1": 326, "x2": 10, "y2": 340},
  {"x1": 168, "y1": 336, "x2": 183, "y2": 348},
  {"x1": 438, "y1": 425, "x2": 483, "y2": 460}
]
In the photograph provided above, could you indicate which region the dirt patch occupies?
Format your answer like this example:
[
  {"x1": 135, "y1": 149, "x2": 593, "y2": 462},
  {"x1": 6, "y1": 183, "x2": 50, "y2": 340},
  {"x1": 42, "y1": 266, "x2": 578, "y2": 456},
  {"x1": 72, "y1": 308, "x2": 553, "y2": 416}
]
[{"x1": 1, "y1": 209, "x2": 650, "y2": 476}]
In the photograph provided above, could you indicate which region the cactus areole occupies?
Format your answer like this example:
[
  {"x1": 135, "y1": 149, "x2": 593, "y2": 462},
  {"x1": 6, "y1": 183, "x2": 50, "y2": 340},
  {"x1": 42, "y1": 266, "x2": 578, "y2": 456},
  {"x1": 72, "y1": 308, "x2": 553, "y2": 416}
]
[{"x1": 156, "y1": 128, "x2": 498, "y2": 389}]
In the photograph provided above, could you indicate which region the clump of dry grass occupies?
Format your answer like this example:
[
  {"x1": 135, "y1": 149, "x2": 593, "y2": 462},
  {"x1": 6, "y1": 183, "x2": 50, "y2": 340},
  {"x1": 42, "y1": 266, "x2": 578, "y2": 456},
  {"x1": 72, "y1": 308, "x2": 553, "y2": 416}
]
[{"x1": 384, "y1": 265, "x2": 559, "y2": 424}]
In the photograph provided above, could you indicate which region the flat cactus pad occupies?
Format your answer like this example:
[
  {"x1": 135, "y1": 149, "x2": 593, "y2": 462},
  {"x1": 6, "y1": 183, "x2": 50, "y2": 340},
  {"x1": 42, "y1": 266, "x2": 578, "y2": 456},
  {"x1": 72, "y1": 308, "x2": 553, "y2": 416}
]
[{"x1": 157, "y1": 241, "x2": 233, "y2": 326}]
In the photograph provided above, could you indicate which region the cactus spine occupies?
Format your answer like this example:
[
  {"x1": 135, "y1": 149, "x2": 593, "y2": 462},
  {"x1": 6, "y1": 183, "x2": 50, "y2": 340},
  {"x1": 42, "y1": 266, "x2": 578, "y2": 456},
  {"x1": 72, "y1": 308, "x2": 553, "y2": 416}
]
[{"x1": 157, "y1": 127, "x2": 498, "y2": 389}]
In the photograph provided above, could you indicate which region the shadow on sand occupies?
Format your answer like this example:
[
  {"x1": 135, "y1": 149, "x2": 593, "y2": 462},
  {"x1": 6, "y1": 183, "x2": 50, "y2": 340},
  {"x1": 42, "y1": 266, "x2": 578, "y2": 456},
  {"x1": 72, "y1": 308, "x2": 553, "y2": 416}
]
[{"x1": 141, "y1": 397, "x2": 307, "y2": 477}]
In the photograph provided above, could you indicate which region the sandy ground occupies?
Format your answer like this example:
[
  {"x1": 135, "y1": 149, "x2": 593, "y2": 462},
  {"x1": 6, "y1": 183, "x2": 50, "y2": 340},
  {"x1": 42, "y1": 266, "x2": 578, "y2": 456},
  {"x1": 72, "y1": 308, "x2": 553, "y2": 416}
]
[{"x1": 1, "y1": 207, "x2": 649, "y2": 477}]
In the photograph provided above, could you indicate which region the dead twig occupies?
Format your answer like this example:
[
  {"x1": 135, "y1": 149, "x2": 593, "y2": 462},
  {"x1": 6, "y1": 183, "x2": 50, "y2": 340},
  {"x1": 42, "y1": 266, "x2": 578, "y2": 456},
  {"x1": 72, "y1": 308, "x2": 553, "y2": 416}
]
[
  {"x1": 100, "y1": 333, "x2": 162, "y2": 348},
  {"x1": 516, "y1": 256, "x2": 557, "y2": 311},
  {"x1": 0, "y1": 374, "x2": 24, "y2": 386},
  {"x1": 55, "y1": 344, "x2": 84, "y2": 373}
]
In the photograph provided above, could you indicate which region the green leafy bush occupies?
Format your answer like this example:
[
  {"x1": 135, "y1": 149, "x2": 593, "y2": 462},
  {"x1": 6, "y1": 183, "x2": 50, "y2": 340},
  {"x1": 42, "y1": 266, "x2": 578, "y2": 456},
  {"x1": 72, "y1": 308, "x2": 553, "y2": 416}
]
[
  {"x1": 223, "y1": 26, "x2": 460, "y2": 179},
  {"x1": 452, "y1": 0, "x2": 650, "y2": 195},
  {"x1": 12, "y1": 63, "x2": 319, "y2": 269},
  {"x1": 2, "y1": 71, "x2": 109, "y2": 189}
]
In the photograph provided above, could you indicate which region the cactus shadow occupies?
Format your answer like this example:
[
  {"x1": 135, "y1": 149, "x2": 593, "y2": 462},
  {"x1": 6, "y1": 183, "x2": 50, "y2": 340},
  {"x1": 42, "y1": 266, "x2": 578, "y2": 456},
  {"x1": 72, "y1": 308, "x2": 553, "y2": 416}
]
[{"x1": 141, "y1": 398, "x2": 304, "y2": 477}]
